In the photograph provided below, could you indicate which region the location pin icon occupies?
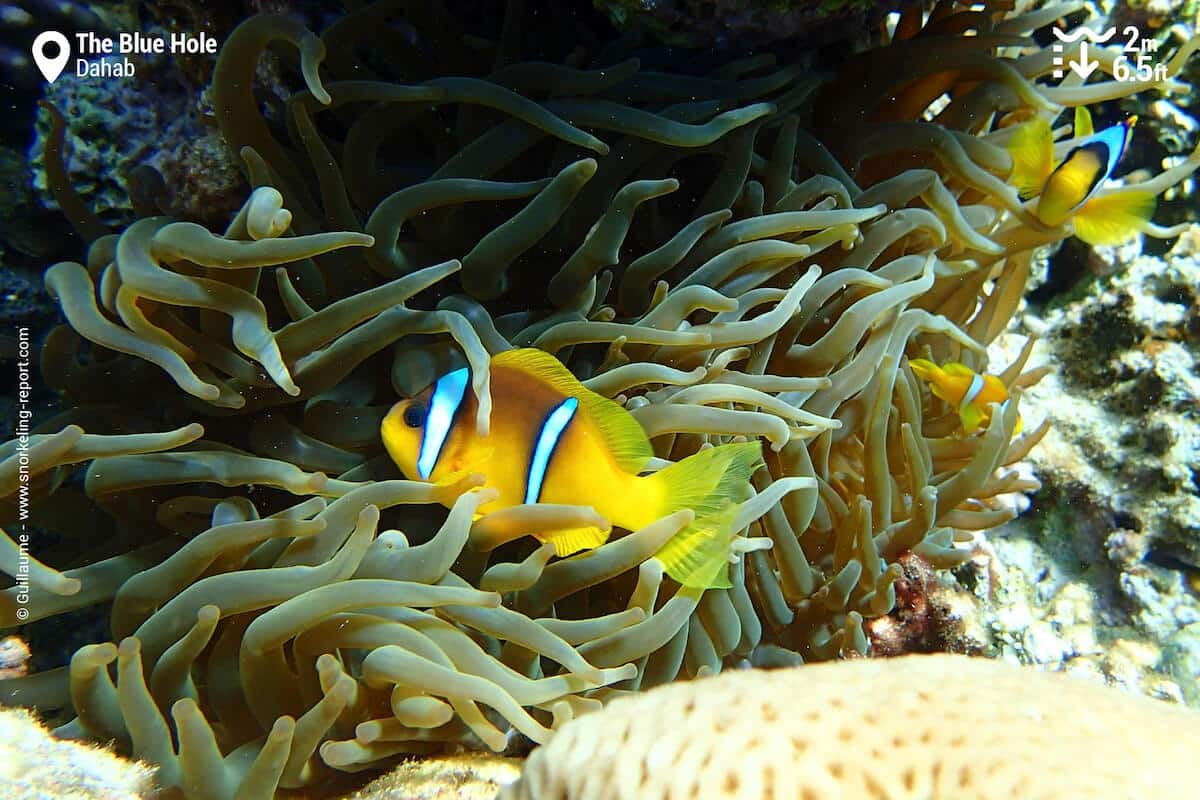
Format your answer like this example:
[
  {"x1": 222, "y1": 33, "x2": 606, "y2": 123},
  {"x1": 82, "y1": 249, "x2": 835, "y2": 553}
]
[{"x1": 32, "y1": 31, "x2": 71, "y2": 84}]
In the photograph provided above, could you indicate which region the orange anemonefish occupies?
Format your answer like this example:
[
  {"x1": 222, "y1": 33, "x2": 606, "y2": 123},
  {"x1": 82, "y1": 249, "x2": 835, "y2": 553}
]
[
  {"x1": 381, "y1": 347, "x2": 764, "y2": 589},
  {"x1": 1007, "y1": 107, "x2": 1155, "y2": 246},
  {"x1": 908, "y1": 358, "x2": 1021, "y2": 436}
]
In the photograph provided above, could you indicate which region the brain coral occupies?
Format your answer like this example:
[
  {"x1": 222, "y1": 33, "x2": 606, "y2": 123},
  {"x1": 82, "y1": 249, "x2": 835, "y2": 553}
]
[
  {"x1": 1, "y1": 1, "x2": 1198, "y2": 798},
  {"x1": 503, "y1": 654, "x2": 1200, "y2": 800}
]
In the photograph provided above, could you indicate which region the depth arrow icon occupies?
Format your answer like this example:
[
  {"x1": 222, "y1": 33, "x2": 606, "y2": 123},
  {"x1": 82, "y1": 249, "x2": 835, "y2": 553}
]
[{"x1": 1069, "y1": 41, "x2": 1099, "y2": 79}]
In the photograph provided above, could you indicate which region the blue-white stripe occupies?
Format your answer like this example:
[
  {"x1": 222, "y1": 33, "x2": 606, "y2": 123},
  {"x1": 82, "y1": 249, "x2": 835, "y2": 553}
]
[
  {"x1": 417, "y1": 367, "x2": 469, "y2": 479},
  {"x1": 525, "y1": 397, "x2": 578, "y2": 504}
]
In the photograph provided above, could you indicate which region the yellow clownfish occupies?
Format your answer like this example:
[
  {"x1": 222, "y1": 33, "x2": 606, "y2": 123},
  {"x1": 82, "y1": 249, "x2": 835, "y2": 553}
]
[
  {"x1": 381, "y1": 347, "x2": 764, "y2": 589},
  {"x1": 908, "y1": 358, "x2": 1021, "y2": 436},
  {"x1": 1007, "y1": 107, "x2": 1155, "y2": 246}
]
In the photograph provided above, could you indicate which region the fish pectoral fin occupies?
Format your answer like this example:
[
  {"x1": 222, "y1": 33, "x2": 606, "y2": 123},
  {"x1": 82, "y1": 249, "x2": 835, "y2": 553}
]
[
  {"x1": 433, "y1": 468, "x2": 472, "y2": 486},
  {"x1": 428, "y1": 453, "x2": 494, "y2": 498},
  {"x1": 429, "y1": 470, "x2": 487, "y2": 501},
  {"x1": 538, "y1": 526, "x2": 612, "y2": 557},
  {"x1": 455, "y1": 445, "x2": 496, "y2": 473}
]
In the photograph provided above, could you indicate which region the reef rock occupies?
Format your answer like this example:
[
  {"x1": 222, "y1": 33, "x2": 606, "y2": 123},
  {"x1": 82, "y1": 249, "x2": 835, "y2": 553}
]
[
  {"x1": 976, "y1": 225, "x2": 1200, "y2": 704},
  {"x1": 27, "y1": 25, "x2": 244, "y2": 228},
  {"x1": 593, "y1": 0, "x2": 886, "y2": 48}
]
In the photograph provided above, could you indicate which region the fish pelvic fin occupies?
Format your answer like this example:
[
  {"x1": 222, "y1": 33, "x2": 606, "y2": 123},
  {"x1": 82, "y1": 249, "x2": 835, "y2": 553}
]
[
  {"x1": 1006, "y1": 116, "x2": 1054, "y2": 200},
  {"x1": 958, "y1": 403, "x2": 987, "y2": 435},
  {"x1": 1072, "y1": 190, "x2": 1157, "y2": 246},
  {"x1": 648, "y1": 441, "x2": 765, "y2": 589}
]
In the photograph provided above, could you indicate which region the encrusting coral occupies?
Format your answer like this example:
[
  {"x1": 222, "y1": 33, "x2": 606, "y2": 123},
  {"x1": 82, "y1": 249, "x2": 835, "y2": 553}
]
[
  {"x1": 352, "y1": 753, "x2": 523, "y2": 799},
  {"x1": 0, "y1": 707, "x2": 156, "y2": 800},
  {"x1": 1, "y1": 1, "x2": 1198, "y2": 797},
  {"x1": 500, "y1": 654, "x2": 1200, "y2": 799}
]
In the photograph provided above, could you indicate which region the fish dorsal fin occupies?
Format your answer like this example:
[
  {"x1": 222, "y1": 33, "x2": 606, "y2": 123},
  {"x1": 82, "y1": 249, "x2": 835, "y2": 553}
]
[
  {"x1": 492, "y1": 348, "x2": 654, "y2": 473},
  {"x1": 1006, "y1": 117, "x2": 1054, "y2": 200},
  {"x1": 942, "y1": 362, "x2": 976, "y2": 377},
  {"x1": 1074, "y1": 106, "x2": 1094, "y2": 139}
]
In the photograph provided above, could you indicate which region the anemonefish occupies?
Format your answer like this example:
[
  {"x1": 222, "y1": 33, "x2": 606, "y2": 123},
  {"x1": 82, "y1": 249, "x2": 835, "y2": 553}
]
[
  {"x1": 381, "y1": 348, "x2": 764, "y2": 589},
  {"x1": 908, "y1": 358, "x2": 1021, "y2": 436},
  {"x1": 1007, "y1": 107, "x2": 1156, "y2": 246}
]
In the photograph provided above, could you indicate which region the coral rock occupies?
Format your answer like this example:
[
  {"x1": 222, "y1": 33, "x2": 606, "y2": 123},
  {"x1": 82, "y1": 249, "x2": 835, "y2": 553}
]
[
  {"x1": 0, "y1": 708, "x2": 155, "y2": 799},
  {"x1": 502, "y1": 654, "x2": 1200, "y2": 800}
]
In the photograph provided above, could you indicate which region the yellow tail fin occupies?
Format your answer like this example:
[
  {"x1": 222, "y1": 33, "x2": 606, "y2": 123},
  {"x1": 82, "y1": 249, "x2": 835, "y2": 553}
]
[
  {"x1": 1072, "y1": 190, "x2": 1156, "y2": 246},
  {"x1": 648, "y1": 441, "x2": 765, "y2": 589},
  {"x1": 908, "y1": 358, "x2": 955, "y2": 405}
]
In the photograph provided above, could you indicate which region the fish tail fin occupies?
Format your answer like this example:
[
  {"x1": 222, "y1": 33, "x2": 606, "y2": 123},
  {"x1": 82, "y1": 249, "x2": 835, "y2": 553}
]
[
  {"x1": 1006, "y1": 117, "x2": 1055, "y2": 200},
  {"x1": 1072, "y1": 190, "x2": 1157, "y2": 246},
  {"x1": 909, "y1": 358, "x2": 954, "y2": 404},
  {"x1": 647, "y1": 441, "x2": 765, "y2": 590},
  {"x1": 908, "y1": 358, "x2": 940, "y2": 382}
]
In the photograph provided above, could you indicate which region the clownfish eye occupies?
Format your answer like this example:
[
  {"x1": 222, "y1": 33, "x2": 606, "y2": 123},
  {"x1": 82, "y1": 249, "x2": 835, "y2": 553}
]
[{"x1": 403, "y1": 403, "x2": 427, "y2": 428}]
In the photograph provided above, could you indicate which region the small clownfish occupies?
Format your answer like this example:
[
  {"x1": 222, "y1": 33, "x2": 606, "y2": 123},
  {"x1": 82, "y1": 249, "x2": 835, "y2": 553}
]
[
  {"x1": 908, "y1": 359, "x2": 1022, "y2": 436},
  {"x1": 381, "y1": 348, "x2": 764, "y2": 589},
  {"x1": 1007, "y1": 107, "x2": 1155, "y2": 246}
]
